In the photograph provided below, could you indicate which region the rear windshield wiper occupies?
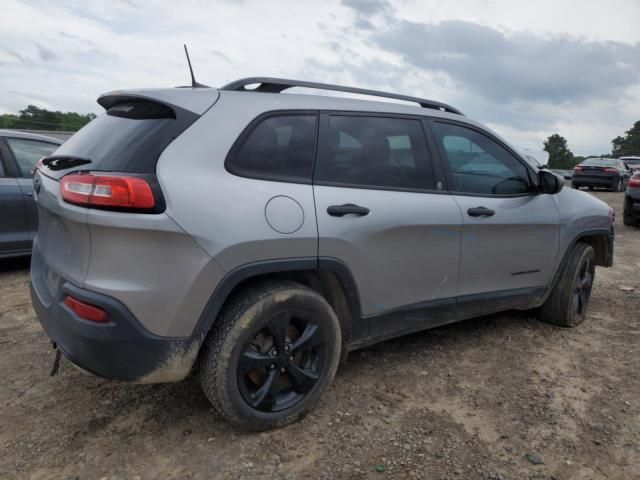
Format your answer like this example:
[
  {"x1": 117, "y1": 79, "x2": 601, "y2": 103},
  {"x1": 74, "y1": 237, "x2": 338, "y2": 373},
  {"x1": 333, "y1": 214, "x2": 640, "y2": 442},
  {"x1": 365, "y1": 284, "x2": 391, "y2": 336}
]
[{"x1": 42, "y1": 156, "x2": 92, "y2": 171}]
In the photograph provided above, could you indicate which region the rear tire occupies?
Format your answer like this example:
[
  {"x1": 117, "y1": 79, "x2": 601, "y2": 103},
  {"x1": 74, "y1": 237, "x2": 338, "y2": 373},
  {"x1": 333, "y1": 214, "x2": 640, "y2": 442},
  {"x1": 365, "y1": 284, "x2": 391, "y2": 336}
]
[
  {"x1": 588, "y1": 186, "x2": 594, "y2": 191},
  {"x1": 623, "y1": 213, "x2": 637, "y2": 226},
  {"x1": 539, "y1": 243, "x2": 595, "y2": 327},
  {"x1": 623, "y1": 198, "x2": 638, "y2": 226},
  {"x1": 616, "y1": 178, "x2": 623, "y2": 192},
  {"x1": 198, "y1": 280, "x2": 341, "y2": 431},
  {"x1": 572, "y1": 183, "x2": 580, "y2": 189}
]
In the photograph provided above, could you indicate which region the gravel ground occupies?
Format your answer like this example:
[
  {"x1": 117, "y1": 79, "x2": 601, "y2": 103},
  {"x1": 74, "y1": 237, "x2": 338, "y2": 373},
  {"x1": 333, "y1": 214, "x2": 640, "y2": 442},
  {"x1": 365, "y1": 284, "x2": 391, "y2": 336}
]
[{"x1": 1, "y1": 189, "x2": 638, "y2": 480}]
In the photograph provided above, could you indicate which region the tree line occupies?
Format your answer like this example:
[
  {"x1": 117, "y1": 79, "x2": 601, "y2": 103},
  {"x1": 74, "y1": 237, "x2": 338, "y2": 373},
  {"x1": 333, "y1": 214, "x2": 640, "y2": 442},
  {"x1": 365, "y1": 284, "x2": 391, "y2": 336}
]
[
  {"x1": 0, "y1": 105, "x2": 96, "y2": 132},
  {"x1": 544, "y1": 120, "x2": 640, "y2": 169}
]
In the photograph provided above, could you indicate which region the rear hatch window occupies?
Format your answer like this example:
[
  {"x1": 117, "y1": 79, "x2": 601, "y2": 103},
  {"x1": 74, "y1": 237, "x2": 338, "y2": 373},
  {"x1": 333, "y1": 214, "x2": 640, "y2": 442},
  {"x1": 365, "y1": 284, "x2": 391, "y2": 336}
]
[
  {"x1": 41, "y1": 98, "x2": 199, "y2": 179},
  {"x1": 581, "y1": 158, "x2": 617, "y2": 167}
]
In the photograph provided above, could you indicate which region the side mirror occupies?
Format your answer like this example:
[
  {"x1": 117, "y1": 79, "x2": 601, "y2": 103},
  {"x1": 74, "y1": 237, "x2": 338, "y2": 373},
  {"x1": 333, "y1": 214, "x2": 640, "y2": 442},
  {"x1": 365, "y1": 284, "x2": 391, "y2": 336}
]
[{"x1": 538, "y1": 170, "x2": 564, "y2": 194}]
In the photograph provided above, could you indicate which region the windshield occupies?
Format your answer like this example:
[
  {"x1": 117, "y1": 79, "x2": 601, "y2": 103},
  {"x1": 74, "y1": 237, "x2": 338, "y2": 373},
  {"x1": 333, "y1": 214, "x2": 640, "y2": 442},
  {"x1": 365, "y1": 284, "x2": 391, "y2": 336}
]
[{"x1": 581, "y1": 158, "x2": 617, "y2": 167}]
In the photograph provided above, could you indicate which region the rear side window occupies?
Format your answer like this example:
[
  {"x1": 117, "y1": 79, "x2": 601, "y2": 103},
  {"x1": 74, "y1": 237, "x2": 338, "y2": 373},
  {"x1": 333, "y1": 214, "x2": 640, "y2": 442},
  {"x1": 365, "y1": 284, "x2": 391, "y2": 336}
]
[
  {"x1": 433, "y1": 122, "x2": 531, "y2": 195},
  {"x1": 49, "y1": 100, "x2": 197, "y2": 175},
  {"x1": 315, "y1": 116, "x2": 435, "y2": 190},
  {"x1": 6, "y1": 138, "x2": 59, "y2": 176},
  {"x1": 227, "y1": 115, "x2": 317, "y2": 182}
]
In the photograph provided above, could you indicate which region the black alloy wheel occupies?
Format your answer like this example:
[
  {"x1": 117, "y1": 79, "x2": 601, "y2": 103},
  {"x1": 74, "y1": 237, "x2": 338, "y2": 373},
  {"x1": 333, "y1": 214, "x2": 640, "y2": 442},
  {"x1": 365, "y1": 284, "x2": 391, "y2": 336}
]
[
  {"x1": 199, "y1": 280, "x2": 342, "y2": 430},
  {"x1": 539, "y1": 242, "x2": 595, "y2": 327},
  {"x1": 571, "y1": 254, "x2": 594, "y2": 323},
  {"x1": 237, "y1": 312, "x2": 327, "y2": 412}
]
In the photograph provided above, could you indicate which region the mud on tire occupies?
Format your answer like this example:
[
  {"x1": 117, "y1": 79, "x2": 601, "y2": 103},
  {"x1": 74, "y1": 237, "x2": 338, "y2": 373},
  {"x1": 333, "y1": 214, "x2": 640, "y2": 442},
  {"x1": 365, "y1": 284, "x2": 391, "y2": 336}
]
[
  {"x1": 198, "y1": 280, "x2": 341, "y2": 431},
  {"x1": 539, "y1": 242, "x2": 596, "y2": 327}
]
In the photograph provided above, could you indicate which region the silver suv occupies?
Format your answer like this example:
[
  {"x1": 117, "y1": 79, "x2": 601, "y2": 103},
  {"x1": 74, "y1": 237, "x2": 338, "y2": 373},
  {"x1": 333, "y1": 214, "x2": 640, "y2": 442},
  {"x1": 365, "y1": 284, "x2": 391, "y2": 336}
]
[{"x1": 31, "y1": 78, "x2": 614, "y2": 430}]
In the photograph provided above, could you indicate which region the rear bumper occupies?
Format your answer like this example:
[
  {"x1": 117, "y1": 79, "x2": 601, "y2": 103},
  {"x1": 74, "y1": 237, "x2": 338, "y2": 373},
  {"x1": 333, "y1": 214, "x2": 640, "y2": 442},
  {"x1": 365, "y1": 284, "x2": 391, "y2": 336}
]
[
  {"x1": 572, "y1": 175, "x2": 618, "y2": 187},
  {"x1": 30, "y1": 259, "x2": 201, "y2": 383}
]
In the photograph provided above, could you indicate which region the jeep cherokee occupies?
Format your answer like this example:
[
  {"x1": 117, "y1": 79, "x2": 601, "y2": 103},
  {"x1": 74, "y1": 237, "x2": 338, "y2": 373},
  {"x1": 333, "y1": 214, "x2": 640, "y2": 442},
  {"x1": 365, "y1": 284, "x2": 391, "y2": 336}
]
[{"x1": 30, "y1": 78, "x2": 614, "y2": 430}]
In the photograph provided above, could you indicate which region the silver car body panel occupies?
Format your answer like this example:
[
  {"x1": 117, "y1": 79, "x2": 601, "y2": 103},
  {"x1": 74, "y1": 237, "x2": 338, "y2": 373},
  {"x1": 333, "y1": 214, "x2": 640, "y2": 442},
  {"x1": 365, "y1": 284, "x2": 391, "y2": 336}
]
[
  {"x1": 452, "y1": 193, "x2": 560, "y2": 296},
  {"x1": 313, "y1": 186, "x2": 462, "y2": 316}
]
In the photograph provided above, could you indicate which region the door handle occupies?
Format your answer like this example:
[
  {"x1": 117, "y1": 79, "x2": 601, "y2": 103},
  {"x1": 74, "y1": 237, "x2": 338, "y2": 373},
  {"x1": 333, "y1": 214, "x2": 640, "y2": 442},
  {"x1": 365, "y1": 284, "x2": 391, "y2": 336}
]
[
  {"x1": 467, "y1": 206, "x2": 495, "y2": 217},
  {"x1": 327, "y1": 204, "x2": 370, "y2": 217}
]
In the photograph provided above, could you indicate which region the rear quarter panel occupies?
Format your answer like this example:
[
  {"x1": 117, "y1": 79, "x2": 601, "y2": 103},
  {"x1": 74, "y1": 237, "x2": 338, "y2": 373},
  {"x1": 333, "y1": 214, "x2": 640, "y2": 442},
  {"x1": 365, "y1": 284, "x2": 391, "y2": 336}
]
[{"x1": 156, "y1": 93, "x2": 319, "y2": 271}]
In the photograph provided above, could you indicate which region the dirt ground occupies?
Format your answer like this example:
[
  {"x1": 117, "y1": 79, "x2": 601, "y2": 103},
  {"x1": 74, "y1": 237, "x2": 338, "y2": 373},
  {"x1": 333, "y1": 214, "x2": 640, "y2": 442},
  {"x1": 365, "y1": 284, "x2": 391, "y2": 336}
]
[{"x1": 1, "y1": 189, "x2": 638, "y2": 480}]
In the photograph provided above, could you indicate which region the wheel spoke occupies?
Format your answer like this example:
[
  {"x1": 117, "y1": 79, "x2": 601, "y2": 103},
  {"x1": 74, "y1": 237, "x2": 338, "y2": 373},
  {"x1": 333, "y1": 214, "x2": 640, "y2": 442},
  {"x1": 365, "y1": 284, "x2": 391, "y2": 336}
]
[
  {"x1": 249, "y1": 369, "x2": 279, "y2": 408},
  {"x1": 286, "y1": 362, "x2": 319, "y2": 394},
  {"x1": 571, "y1": 291, "x2": 580, "y2": 314},
  {"x1": 238, "y1": 349, "x2": 273, "y2": 374},
  {"x1": 290, "y1": 323, "x2": 322, "y2": 354},
  {"x1": 580, "y1": 289, "x2": 590, "y2": 309},
  {"x1": 267, "y1": 313, "x2": 291, "y2": 353},
  {"x1": 581, "y1": 273, "x2": 592, "y2": 289}
]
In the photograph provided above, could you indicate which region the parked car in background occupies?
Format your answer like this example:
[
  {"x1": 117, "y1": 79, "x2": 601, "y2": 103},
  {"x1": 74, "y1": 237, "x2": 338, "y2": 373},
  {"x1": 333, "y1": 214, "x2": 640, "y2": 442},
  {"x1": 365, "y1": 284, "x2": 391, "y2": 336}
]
[
  {"x1": 572, "y1": 157, "x2": 632, "y2": 191},
  {"x1": 30, "y1": 78, "x2": 614, "y2": 430},
  {"x1": 624, "y1": 172, "x2": 640, "y2": 227},
  {"x1": 620, "y1": 156, "x2": 640, "y2": 174},
  {"x1": 0, "y1": 130, "x2": 62, "y2": 258}
]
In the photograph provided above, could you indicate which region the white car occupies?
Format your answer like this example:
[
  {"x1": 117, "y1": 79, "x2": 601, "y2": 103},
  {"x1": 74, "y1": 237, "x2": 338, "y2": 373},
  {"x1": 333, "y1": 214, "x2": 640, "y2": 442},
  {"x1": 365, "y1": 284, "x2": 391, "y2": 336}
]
[{"x1": 620, "y1": 156, "x2": 640, "y2": 173}]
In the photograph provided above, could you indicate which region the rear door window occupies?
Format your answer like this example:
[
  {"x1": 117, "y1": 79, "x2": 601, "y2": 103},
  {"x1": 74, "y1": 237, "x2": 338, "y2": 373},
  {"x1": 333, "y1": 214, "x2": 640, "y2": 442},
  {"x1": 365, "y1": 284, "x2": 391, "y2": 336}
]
[
  {"x1": 315, "y1": 115, "x2": 435, "y2": 190},
  {"x1": 227, "y1": 114, "x2": 317, "y2": 183},
  {"x1": 6, "y1": 138, "x2": 59, "y2": 177}
]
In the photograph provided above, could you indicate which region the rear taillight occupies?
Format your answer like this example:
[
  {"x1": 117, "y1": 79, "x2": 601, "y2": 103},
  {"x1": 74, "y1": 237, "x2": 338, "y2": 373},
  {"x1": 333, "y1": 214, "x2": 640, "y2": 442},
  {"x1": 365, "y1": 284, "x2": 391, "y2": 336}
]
[
  {"x1": 61, "y1": 173, "x2": 155, "y2": 211},
  {"x1": 603, "y1": 167, "x2": 618, "y2": 173},
  {"x1": 629, "y1": 177, "x2": 640, "y2": 187},
  {"x1": 64, "y1": 296, "x2": 108, "y2": 323}
]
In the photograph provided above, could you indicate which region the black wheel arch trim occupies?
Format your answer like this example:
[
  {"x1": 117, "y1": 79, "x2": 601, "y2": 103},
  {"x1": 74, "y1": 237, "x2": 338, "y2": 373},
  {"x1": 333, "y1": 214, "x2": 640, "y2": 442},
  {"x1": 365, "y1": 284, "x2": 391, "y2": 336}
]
[
  {"x1": 191, "y1": 256, "x2": 364, "y2": 344},
  {"x1": 540, "y1": 228, "x2": 613, "y2": 305}
]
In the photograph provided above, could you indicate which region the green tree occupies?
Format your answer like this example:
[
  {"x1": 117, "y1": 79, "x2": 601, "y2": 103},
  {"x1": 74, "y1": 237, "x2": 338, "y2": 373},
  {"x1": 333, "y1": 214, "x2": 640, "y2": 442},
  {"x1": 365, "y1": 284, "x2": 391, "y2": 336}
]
[
  {"x1": 544, "y1": 133, "x2": 575, "y2": 168},
  {"x1": 612, "y1": 121, "x2": 640, "y2": 157},
  {"x1": 0, "y1": 105, "x2": 96, "y2": 132}
]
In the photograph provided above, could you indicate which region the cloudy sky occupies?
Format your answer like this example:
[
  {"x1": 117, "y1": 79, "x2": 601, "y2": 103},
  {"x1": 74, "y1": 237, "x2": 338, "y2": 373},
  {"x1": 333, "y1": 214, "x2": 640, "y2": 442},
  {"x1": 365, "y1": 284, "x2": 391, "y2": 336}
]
[{"x1": 1, "y1": 0, "x2": 639, "y2": 155}]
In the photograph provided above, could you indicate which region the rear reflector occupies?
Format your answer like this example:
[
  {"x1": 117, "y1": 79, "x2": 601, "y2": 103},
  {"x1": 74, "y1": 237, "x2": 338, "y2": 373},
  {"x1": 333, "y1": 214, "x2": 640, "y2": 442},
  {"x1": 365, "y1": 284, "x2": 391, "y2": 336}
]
[
  {"x1": 61, "y1": 173, "x2": 155, "y2": 210},
  {"x1": 64, "y1": 296, "x2": 108, "y2": 323}
]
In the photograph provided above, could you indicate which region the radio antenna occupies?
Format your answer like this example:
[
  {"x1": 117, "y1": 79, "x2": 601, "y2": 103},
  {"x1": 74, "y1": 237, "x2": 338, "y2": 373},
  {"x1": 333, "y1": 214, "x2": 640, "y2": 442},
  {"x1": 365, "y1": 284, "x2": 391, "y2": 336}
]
[{"x1": 183, "y1": 44, "x2": 209, "y2": 88}]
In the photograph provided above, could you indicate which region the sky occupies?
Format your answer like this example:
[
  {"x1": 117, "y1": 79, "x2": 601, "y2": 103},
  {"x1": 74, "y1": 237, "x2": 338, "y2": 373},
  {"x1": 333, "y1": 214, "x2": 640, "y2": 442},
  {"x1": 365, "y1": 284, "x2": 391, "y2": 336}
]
[{"x1": 1, "y1": 0, "x2": 639, "y2": 156}]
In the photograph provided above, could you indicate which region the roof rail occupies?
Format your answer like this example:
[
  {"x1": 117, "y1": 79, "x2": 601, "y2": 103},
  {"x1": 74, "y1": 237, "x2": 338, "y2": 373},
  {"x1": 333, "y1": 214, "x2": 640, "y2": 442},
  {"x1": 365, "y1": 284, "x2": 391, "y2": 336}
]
[{"x1": 220, "y1": 77, "x2": 464, "y2": 115}]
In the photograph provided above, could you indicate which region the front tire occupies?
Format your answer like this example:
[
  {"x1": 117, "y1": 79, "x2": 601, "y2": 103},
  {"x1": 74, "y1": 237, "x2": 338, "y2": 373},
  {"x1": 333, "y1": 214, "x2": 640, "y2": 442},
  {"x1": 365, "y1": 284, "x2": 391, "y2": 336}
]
[
  {"x1": 199, "y1": 281, "x2": 341, "y2": 431},
  {"x1": 539, "y1": 243, "x2": 595, "y2": 327}
]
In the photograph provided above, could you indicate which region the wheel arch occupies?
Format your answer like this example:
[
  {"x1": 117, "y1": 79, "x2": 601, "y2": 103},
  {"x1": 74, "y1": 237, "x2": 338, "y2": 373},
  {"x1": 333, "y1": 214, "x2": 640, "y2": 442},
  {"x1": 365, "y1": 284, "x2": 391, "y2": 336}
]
[
  {"x1": 191, "y1": 257, "x2": 363, "y2": 359},
  {"x1": 540, "y1": 228, "x2": 613, "y2": 306},
  {"x1": 578, "y1": 231, "x2": 613, "y2": 267}
]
